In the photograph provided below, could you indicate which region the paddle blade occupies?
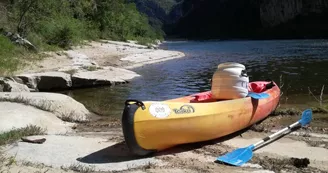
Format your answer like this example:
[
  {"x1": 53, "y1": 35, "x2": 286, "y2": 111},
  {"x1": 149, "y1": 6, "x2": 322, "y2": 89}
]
[
  {"x1": 216, "y1": 145, "x2": 255, "y2": 166},
  {"x1": 299, "y1": 109, "x2": 313, "y2": 126},
  {"x1": 248, "y1": 92, "x2": 270, "y2": 99}
]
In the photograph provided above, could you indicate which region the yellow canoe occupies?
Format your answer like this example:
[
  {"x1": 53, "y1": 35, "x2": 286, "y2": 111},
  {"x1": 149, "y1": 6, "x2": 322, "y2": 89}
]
[{"x1": 122, "y1": 81, "x2": 280, "y2": 156}]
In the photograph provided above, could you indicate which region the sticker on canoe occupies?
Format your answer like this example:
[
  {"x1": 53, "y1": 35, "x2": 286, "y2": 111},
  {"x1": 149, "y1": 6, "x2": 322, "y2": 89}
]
[
  {"x1": 149, "y1": 103, "x2": 171, "y2": 118},
  {"x1": 173, "y1": 105, "x2": 195, "y2": 114}
]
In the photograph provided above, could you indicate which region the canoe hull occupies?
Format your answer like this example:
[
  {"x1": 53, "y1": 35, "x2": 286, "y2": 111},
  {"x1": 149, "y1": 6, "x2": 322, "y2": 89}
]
[{"x1": 122, "y1": 81, "x2": 280, "y2": 156}]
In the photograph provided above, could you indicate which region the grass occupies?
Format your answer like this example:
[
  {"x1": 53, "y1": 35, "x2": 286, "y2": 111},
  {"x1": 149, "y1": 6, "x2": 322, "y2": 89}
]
[
  {"x1": 0, "y1": 35, "x2": 25, "y2": 76},
  {"x1": 0, "y1": 35, "x2": 49, "y2": 76},
  {"x1": 83, "y1": 65, "x2": 98, "y2": 71},
  {"x1": 60, "y1": 111, "x2": 88, "y2": 123},
  {"x1": 61, "y1": 163, "x2": 95, "y2": 173},
  {"x1": 271, "y1": 106, "x2": 328, "y2": 116},
  {"x1": 0, "y1": 155, "x2": 52, "y2": 172},
  {"x1": 0, "y1": 125, "x2": 45, "y2": 171},
  {"x1": 0, "y1": 95, "x2": 52, "y2": 112},
  {"x1": 270, "y1": 108, "x2": 302, "y2": 116},
  {"x1": 6, "y1": 156, "x2": 16, "y2": 166},
  {"x1": 0, "y1": 151, "x2": 5, "y2": 166},
  {"x1": 21, "y1": 161, "x2": 48, "y2": 169},
  {"x1": 62, "y1": 69, "x2": 78, "y2": 75},
  {"x1": 0, "y1": 125, "x2": 45, "y2": 146},
  {"x1": 0, "y1": 94, "x2": 88, "y2": 123},
  {"x1": 140, "y1": 161, "x2": 156, "y2": 171}
]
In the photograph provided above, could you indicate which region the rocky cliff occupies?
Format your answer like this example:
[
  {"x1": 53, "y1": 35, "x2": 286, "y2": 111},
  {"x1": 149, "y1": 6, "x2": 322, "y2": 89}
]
[
  {"x1": 167, "y1": 0, "x2": 262, "y2": 39},
  {"x1": 133, "y1": 0, "x2": 328, "y2": 39},
  {"x1": 129, "y1": 0, "x2": 183, "y2": 32},
  {"x1": 260, "y1": 0, "x2": 328, "y2": 27},
  {"x1": 257, "y1": 0, "x2": 328, "y2": 38},
  {"x1": 260, "y1": 0, "x2": 303, "y2": 27}
]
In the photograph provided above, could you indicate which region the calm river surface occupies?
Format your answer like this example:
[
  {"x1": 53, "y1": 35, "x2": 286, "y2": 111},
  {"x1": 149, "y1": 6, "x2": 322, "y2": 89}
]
[{"x1": 66, "y1": 40, "x2": 328, "y2": 117}]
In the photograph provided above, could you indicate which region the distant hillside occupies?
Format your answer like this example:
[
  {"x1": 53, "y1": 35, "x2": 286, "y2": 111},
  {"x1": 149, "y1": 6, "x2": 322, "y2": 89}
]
[
  {"x1": 128, "y1": 0, "x2": 184, "y2": 36},
  {"x1": 129, "y1": 0, "x2": 180, "y2": 22},
  {"x1": 131, "y1": 0, "x2": 328, "y2": 39}
]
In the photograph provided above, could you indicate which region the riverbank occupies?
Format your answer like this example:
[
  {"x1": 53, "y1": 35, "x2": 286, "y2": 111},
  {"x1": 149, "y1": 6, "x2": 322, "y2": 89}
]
[
  {"x1": 15, "y1": 40, "x2": 185, "y2": 74},
  {"x1": 0, "y1": 40, "x2": 185, "y2": 92}
]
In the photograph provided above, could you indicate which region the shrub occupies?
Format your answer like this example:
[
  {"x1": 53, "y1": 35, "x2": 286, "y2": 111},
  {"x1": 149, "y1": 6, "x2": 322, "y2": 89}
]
[
  {"x1": 0, "y1": 0, "x2": 164, "y2": 74},
  {"x1": 0, "y1": 35, "x2": 21, "y2": 75}
]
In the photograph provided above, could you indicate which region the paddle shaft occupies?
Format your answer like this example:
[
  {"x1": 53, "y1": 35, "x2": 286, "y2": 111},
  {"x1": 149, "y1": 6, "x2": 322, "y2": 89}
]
[
  {"x1": 216, "y1": 109, "x2": 312, "y2": 166},
  {"x1": 253, "y1": 121, "x2": 300, "y2": 148}
]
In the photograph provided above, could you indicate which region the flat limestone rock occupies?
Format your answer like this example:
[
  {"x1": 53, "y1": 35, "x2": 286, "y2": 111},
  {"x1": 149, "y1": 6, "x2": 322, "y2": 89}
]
[
  {"x1": 0, "y1": 102, "x2": 74, "y2": 134},
  {"x1": 17, "y1": 71, "x2": 72, "y2": 90},
  {"x1": 72, "y1": 66, "x2": 140, "y2": 88},
  {"x1": 16, "y1": 67, "x2": 140, "y2": 90},
  {"x1": 0, "y1": 92, "x2": 91, "y2": 122},
  {"x1": 0, "y1": 77, "x2": 30, "y2": 92}
]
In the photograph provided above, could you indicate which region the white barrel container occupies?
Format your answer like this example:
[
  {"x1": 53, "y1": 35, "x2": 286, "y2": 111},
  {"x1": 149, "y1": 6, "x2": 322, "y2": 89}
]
[{"x1": 211, "y1": 62, "x2": 249, "y2": 100}]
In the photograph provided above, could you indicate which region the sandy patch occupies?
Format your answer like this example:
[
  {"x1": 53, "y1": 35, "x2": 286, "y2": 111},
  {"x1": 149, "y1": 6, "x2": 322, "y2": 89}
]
[
  {"x1": 19, "y1": 40, "x2": 185, "y2": 74},
  {"x1": 17, "y1": 51, "x2": 72, "y2": 74},
  {"x1": 122, "y1": 49, "x2": 185, "y2": 69}
]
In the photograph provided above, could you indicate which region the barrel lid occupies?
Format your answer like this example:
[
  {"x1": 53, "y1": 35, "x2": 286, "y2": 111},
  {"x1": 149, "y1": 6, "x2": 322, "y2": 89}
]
[{"x1": 217, "y1": 62, "x2": 245, "y2": 69}]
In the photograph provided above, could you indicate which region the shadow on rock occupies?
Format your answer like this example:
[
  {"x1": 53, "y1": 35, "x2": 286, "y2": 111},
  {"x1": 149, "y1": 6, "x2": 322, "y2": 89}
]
[
  {"x1": 76, "y1": 125, "x2": 254, "y2": 164},
  {"x1": 76, "y1": 141, "x2": 148, "y2": 163}
]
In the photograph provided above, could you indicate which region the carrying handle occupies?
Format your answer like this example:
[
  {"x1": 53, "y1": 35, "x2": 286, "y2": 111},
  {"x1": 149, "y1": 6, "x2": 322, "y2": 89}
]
[
  {"x1": 125, "y1": 99, "x2": 146, "y2": 110},
  {"x1": 241, "y1": 70, "x2": 248, "y2": 77}
]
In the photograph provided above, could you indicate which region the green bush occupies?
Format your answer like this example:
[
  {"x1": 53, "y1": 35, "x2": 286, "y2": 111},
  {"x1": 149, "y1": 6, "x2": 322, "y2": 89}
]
[
  {"x1": 92, "y1": 1, "x2": 162, "y2": 41},
  {"x1": 0, "y1": 0, "x2": 164, "y2": 74},
  {"x1": 34, "y1": 16, "x2": 95, "y2": 48},
  {"x1": 4, "y1": 0, "x2": 162, "y2": 48},
  {"x1": 0, "y1": 36, "x2": 21, "y2": 75},
  {"x1": 0, "y1": 125, "x2": 45, "y2": 146}
]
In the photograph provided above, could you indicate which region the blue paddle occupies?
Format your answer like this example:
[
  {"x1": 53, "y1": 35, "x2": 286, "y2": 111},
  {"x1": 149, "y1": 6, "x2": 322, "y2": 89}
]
[
  {"x1": 216, "y1": 109, "x2": 313, "y2": 166},
  {"x1": 247, "y1": 92, "x2": 270, "y2": 99}
]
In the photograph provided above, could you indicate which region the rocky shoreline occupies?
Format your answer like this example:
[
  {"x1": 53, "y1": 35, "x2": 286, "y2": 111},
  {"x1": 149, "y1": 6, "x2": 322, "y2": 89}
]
[
  {"x1": 1, "y1": 40, "x2": 328, "y2": 173},
  {"x1": 0, "y1": 40, "x2": 184, "y2": 92}
]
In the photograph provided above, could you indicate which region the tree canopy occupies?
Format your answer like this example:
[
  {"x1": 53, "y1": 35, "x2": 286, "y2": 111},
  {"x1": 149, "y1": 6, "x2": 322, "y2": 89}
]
[{"x1": 0, "y1": 0, "x2": 163, "y2": 49}]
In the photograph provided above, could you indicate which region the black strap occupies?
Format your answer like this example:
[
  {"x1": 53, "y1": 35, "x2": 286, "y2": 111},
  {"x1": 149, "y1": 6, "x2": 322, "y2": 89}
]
[
  {"x1": 265, "y1": 79, "x2": 275, "y2": 90},
  {"x1": 125, "y1": 100, "x2": 146, "y2": 110}
]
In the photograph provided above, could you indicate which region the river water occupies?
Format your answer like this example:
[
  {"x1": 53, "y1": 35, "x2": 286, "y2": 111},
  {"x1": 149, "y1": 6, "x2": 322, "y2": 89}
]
[{"x1": 66, "y1": 40, "x2": 328, "y2": 117}]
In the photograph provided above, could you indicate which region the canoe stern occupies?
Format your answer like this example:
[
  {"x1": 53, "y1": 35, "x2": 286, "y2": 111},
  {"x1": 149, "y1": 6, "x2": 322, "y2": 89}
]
[{"x1": 122, "y1": 100, "x2": 156, "y2": 156}]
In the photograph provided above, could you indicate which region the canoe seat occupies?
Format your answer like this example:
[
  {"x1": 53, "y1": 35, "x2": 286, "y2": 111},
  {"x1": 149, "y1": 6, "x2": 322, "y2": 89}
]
[{"x1": 248, "y1": 81, "x2": 275, "y2": 93}]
